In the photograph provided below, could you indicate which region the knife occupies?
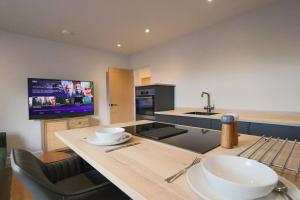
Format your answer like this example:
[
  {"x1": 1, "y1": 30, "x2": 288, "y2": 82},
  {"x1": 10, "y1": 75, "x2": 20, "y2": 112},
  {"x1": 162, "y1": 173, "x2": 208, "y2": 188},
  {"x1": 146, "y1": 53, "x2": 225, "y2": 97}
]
[{"x1": 105, "y1": 142, "x2": 140, "y2": 153}]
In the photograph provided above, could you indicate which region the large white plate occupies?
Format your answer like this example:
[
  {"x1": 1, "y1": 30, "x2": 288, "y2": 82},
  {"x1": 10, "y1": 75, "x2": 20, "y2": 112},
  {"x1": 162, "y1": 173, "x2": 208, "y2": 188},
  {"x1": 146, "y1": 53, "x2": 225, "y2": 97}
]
[
  {"x1": 83, "y1": 132, "x2": 132, "y2": 146},
  {"x1": 186, "y1": 163, "x2": 300, "y2": 200}
]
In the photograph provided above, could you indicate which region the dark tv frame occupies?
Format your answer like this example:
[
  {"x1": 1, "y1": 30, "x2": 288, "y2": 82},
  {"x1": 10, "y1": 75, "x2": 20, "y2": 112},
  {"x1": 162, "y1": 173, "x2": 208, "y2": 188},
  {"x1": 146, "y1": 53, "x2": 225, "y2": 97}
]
[{"x1": 28, "y1": 78, "x2": 95, "y2": 120}]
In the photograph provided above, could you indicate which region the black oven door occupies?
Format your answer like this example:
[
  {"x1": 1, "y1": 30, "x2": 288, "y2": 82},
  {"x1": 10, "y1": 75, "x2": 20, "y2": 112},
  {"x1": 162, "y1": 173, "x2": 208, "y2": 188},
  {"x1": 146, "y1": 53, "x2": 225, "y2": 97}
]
[{"x1": 136, "y1": 96, "x2": 155, "y2": 116}]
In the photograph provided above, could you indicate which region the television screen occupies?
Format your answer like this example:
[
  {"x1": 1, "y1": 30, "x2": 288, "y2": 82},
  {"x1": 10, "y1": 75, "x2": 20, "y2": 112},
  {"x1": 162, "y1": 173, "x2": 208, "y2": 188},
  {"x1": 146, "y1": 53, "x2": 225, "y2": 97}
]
[{"x1": 28, "y1": 78, "x2": 94, "y2": 119}]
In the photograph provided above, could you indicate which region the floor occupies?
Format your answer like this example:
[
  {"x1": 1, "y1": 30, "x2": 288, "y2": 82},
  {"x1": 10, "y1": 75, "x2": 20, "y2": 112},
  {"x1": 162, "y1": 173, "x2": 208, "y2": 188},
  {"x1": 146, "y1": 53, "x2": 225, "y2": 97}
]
[
  {"x1": 0, "y1": 168, "x2": 11, "y2": 200},
  {"x1": 6, "y1": 151, "x2": 74, "y2": 200}
]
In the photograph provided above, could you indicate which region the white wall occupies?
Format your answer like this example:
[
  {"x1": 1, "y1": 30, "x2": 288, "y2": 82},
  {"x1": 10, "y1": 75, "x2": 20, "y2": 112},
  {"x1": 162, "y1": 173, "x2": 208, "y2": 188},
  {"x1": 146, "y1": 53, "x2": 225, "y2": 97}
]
[
  {"x1": 130, "y1": 0, "x2": 300, "y2": 112},
  {"x1": 134, "y1": 67, "x2": 151, "y2": 85},
  {"x1": 0, "y1": 31, "x2": 129, "y2": 152}
]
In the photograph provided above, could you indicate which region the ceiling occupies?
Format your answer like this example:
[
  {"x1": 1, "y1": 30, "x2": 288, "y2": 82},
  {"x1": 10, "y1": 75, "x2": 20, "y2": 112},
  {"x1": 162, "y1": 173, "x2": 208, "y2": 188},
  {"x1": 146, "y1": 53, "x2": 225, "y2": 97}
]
[{"x1": 0, "y1": 0, "x2": 279, "y2": 55}]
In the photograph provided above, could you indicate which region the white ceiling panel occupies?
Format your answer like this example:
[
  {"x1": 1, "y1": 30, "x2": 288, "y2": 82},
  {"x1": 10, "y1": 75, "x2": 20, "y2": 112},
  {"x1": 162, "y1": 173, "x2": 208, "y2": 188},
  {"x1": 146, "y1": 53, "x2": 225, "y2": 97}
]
[{"x1": 0, "y1": 0, "x2": 279, "y2": 54}]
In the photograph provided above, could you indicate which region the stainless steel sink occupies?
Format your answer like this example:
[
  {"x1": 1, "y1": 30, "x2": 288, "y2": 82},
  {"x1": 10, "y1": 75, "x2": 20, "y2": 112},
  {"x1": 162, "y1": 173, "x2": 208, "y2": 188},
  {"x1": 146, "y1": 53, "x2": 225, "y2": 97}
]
[{"x1": 184, "y1": 112, "x2": 219, "y2": 116}]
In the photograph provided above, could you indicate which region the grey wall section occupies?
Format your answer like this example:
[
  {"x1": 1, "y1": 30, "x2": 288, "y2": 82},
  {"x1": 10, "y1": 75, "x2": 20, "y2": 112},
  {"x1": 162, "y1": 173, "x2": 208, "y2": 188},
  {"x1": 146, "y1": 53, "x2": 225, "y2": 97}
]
[
  {"x1": 130, "y1": 0, "x2": 300, "y2": 112},
  {"x1": 0, "y1": 31, "x2": 129, "y2": 153}
]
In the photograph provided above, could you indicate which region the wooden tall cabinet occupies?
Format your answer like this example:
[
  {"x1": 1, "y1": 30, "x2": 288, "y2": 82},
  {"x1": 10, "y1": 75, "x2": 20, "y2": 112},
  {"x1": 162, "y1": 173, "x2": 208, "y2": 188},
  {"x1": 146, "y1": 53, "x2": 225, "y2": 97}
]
[{"x1": 42, "y1": 116, "x2": 91, "y2": 152}]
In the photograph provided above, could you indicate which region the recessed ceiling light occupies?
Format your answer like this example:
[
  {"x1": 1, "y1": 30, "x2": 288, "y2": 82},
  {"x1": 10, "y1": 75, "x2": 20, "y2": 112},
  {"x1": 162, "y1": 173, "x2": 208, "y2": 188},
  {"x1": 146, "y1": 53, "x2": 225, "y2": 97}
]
[
  {"x1": 117, "y1": 43, "x2": 122, "y2": 48},
  {"x1": 61, "y1": 29, "x2": 72, "y2": 35},
  {"x1": 145, "y1": 28, "x2": 150, "y2": 33},
  {"x1": 207, "y1": 0, "x2": 213, "y2": 2}
]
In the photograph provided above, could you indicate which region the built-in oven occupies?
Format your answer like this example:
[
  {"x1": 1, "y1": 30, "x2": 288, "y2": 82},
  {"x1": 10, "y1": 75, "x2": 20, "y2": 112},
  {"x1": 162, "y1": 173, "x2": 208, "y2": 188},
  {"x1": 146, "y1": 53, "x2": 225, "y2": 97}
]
[{"x1": 135, "y1": 89, "x2": 155, "y2": 120}]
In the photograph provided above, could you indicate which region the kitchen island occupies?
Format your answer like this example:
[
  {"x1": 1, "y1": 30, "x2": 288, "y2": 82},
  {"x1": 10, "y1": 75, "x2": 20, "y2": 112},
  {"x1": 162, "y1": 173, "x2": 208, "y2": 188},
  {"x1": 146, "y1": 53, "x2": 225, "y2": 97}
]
[{"x1": 56, "y1": 120, "x2": 300, "y2": 200}]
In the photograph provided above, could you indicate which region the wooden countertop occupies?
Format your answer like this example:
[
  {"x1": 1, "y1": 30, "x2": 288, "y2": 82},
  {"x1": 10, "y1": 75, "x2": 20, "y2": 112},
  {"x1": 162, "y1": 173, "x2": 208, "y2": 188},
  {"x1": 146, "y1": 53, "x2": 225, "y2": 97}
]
[
  {"x1": 56, "y1": 120, "x2": 300, "y2": 200},
  {"x1": 155, "y1": 108, "x2": 300, "y2": 127}
]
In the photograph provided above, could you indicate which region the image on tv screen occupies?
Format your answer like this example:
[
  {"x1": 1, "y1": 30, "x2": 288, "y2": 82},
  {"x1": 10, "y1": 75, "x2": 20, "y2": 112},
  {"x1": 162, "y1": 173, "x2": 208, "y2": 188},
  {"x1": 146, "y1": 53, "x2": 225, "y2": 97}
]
[{"x1": 28, "y1": 78, "x2": 94, "y2": 119}]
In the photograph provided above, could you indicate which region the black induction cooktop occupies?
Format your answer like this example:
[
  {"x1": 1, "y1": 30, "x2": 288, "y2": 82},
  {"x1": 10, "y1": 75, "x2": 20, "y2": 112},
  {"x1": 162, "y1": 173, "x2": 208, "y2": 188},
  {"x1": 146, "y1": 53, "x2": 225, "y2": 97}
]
[{"x1": 124, "y1": 122, "x2": 220, "y2": 154}]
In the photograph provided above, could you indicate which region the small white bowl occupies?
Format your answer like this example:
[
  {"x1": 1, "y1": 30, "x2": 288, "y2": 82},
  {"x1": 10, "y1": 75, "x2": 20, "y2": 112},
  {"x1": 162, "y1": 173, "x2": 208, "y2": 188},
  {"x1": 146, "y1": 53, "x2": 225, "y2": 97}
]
[
  {"x1": 95, "y1": 127, "x2": 124, "y2": 142},
  {"x1": 201, "y1": 155, "x2": 278, "y2": 200}
]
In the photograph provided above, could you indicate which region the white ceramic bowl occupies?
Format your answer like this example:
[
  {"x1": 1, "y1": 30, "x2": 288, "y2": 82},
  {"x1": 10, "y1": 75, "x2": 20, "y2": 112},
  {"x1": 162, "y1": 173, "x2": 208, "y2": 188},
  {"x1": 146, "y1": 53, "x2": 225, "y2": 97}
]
[
  {"x1": 95, "y1": 127, "x2": 124, "y2": 142},
  {"x1": 201, "y1": 156, "x2": 278, "y2": 200}
]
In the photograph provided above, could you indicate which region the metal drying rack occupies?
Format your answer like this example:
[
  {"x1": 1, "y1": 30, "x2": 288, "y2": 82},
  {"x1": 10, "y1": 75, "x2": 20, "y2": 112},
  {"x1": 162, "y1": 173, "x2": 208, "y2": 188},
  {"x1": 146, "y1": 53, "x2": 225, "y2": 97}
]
[{"x1": 238, "y1": 135, "x2": 300, "y2": 175}]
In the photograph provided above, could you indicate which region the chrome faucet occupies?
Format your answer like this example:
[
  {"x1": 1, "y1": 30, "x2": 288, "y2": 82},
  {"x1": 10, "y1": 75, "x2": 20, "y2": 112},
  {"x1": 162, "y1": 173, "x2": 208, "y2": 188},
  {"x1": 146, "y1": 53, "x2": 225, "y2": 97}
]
[{"x1": 201, "y1": 92, "x2": 214, "y2": 113}]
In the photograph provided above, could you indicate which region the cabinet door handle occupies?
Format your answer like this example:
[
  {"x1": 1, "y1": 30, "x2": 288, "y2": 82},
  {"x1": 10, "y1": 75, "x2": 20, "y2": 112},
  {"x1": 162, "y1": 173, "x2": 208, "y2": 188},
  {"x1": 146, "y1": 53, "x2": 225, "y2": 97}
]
[{"x1": 109, "y1": 104, "x2": 119, "y2": 107}]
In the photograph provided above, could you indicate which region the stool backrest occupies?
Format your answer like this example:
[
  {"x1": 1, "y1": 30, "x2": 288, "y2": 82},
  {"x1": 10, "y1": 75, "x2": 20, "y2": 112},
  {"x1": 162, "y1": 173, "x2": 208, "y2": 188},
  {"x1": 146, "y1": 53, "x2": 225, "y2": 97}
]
[{"x1": 11, "y1": 149, "x2": 62, "y2": 200}]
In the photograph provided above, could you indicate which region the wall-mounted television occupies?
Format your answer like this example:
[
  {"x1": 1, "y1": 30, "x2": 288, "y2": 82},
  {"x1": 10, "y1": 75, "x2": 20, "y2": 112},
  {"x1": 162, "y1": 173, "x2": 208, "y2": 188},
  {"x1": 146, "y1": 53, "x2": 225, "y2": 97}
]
[{"x1": 28, "y1": 78, "x2": 94, "y2": 120}]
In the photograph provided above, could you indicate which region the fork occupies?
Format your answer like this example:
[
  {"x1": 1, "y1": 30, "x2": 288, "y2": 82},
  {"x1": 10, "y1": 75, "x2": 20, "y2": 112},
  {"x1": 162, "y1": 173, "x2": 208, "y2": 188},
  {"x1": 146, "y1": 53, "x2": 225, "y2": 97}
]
[{"x1": 165, "y1": 157, "x2": 201, "y2": 183}]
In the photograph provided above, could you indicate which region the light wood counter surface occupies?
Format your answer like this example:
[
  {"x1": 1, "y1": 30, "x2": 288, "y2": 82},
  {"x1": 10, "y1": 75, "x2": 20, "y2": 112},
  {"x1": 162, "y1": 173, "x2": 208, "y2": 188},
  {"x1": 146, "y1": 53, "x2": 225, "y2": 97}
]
[
  {"x1": 56, "y1": 120, "x2": 300, "y2": 200},
  {"x1": 155, "y1": 108, "x2": 300, "y2": 127}
]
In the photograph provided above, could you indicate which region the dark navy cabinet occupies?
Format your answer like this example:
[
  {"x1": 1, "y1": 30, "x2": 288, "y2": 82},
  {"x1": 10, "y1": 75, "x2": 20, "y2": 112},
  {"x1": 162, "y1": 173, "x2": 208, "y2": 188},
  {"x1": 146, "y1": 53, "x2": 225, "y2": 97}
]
[
  {"x1": 210, "y1": 120, "x2": 250, "y2": 134},
  {"x1": 237, "y1": 122, "x2": 251, "y2": 134},
  {"x1": 155, "y1": 114, "x2": 299, "y2": 141},
  {"x1": 249, "y1": 123, "x2": 300, "y2": 140},
  {"x1": 211, "y1": 119, "x2": 221, "y2": 130},
  {"x1": 155, "y1": 114, "x2": 211, "y2": 129},
  {"x1": 136, "y1": 85, "x2": 174, "y2": 120},
  {"x1": 155, "y1": 114, "x2": 178, "y2": 124},
  {"x1": 176, "y1": 116, "x2": 211, "y2": 129}
]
